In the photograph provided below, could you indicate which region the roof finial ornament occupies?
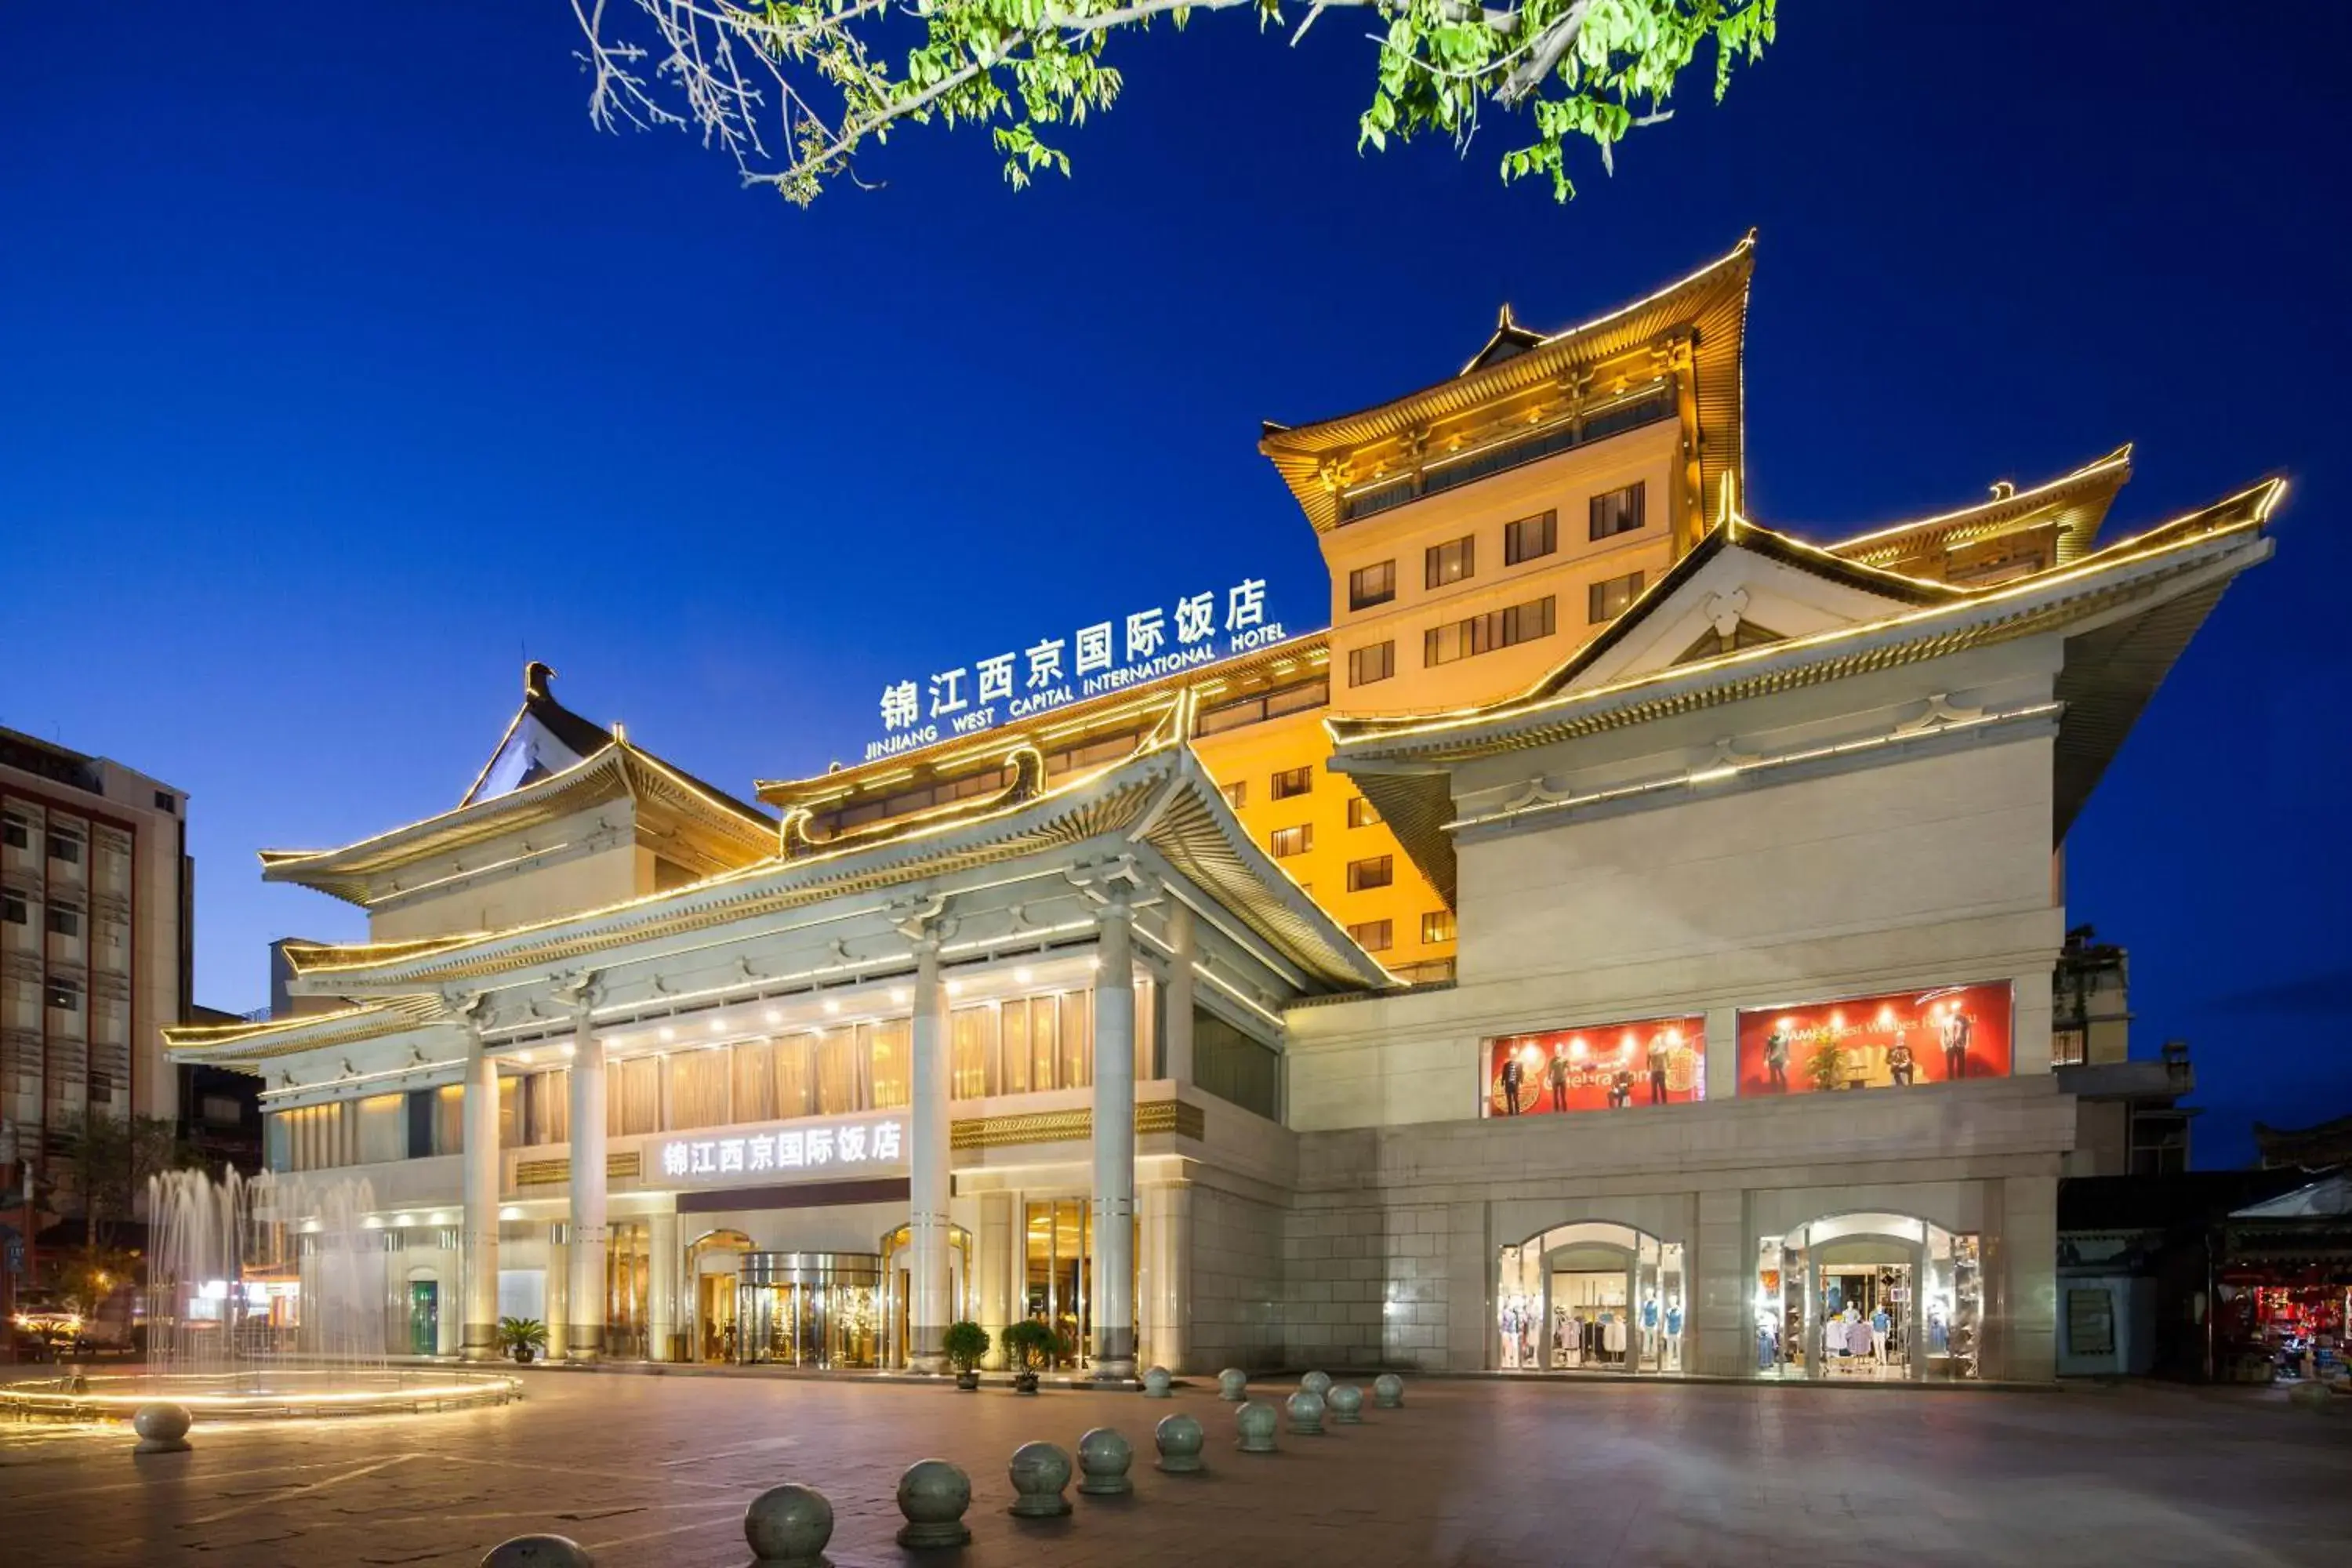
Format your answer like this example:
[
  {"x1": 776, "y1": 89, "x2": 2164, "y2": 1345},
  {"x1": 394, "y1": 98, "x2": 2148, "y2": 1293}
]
[
  {"x1": 524, "y1": 660, "x2": 557, "y2": 700},
  {"x1": 1496, "y1": 302, "x2": 1517, "y2": 330},
  {"x1": 1989, "y1": 479, "x2": 2017, "y2": 501}
]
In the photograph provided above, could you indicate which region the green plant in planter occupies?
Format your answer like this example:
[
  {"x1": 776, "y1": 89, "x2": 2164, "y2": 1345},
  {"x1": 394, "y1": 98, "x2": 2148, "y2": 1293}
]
[
  {"x1": 942, "y1": 1320, "x2": 990, "y2": 1382},
  {"x1": 498, "y1": 1317, "x2": 548, "y2": 1363},
  {"x1": 1804, "y1": 1041, "x2": 1846, "y2": 1093},
  {"x1": 999, "y1": 1319, "x2": 1066, "y2": 1381}
]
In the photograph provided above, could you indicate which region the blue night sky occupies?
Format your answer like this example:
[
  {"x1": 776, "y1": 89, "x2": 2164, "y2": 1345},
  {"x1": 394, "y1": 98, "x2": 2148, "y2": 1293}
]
[{"x1": 4, "y1": 7, "x2": 2345, "y2": 1165}]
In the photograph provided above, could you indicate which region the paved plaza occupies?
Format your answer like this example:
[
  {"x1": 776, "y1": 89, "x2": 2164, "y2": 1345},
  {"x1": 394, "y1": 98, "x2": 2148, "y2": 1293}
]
[{"x1": 2, "y1": 1371, "x2": 2347, "y2": 1566}]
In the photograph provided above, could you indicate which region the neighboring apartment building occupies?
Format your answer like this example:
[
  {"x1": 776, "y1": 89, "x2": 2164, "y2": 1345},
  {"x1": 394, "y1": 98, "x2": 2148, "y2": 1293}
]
[
  {"x1": 2050, "y1": 925, "x2": 2196, "y2": 1176},
  {"x1": 1, "y1": 727, "x2": 191, "y2": 1173}
]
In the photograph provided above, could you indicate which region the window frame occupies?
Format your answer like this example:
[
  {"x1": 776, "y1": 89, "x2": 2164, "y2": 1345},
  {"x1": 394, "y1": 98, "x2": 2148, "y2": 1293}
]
[
  {"x1": 1347, "y1": 640, "x2": 1396, "y2": 688},
  {"x1": 1504, "y1": 510, "x2": 1559, "y2": 566},
  {"x1": 1346, "y1": 797, "x2": 1381, "y2": 829},
  {"x1": 1269, "y1": 765, "x2": 1314, "y2": 800},
  {"x1": 1345, "y1": 918, "x2": 1394, "y2": 953},
  {"x1": 1345, "y1": 855, "x2": 1395, "y2": 892},
  {"x1": 1420, "y1": 909, "x2": 1456, "y2": 945},
  {"x1": 1588, "y1": 571, "x2": 1645, "y2": 623},
  {"x1": 1269, "y1": 824, "x2": 1313, "y2": 858},
  {"x1": 1347, "y1": 559, "x2": 1397, "y2": 612},
  {"x1": 1588, "y1": 480, "x2": 1647, "y2": 542},
  {"x1": 1424, "y1": 534, "x2": 1476, "y2": 590}
]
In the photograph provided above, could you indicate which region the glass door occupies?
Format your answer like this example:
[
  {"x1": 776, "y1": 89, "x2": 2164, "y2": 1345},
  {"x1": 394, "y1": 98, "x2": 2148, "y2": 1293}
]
[
  {"x1": 407, "y1": 1280, "x2": 437, "y2": 1356},
  {"x1": 1024, "y1": 1200, "x2": 1091, "y2": 1369}
]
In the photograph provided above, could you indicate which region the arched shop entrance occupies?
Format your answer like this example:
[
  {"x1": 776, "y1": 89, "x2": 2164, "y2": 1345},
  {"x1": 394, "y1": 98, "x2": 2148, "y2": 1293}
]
[
  {"x1": 686, "y1": 1228, "x2": 755, "y2": 1362},
  {"x1": 1497, "y1": 1221, "x2": 1687, "y2": 1372},
  {"x1": 1755, "y1": 1213, "x2": 1984, "y2": 1381},
  {"x1": 879, "y1": 1222, "x2": 974, "y2": 1370}
]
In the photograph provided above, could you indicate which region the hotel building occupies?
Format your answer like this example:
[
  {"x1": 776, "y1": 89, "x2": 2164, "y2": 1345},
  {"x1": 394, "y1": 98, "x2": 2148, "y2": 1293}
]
[{"x1": 168, "y1": 238, "x2": 2278, "y2": 1382}]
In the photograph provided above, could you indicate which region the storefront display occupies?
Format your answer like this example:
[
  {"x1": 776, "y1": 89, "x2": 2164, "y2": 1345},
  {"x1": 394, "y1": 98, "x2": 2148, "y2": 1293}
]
[
  {"x1": 1736, "y1": 982, "x2": 2012, "y2": 1097},
  {"x1": 1755, "y1": 1214, "x2": 1980, "y2": 1381},
  {"x1": 1496, "y1": 1222, "x2": 1686, "y2": 1373},
  {"x1": 1483, "y1": 1015, "x2": 1706, "y2": 1116}
]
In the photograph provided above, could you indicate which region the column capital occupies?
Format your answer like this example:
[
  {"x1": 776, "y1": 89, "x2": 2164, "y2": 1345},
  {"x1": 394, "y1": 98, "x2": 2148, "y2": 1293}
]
[
  {"x1": 553, "y1": 969, "x2": 603, "y2": 1018},
  {"x1": 890, "y1": 891, "x2": 958, "y2": 947},
  {"x1": 1066, "y1": 855, "x2": 1159, "y2": 911}
]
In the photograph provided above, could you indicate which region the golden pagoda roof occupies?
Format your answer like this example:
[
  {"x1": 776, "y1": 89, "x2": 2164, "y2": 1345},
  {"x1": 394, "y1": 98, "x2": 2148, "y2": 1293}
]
[
  {"x1": 1825, "y1": 444, "x2": 2135, "y2": 572},
  {"x1": 1260, "y1": 234, "x2": 1755, "y2": 533},
  {"x1": 1330, "y1": 480, "x2": 2281, "y2": 902},
  {"x1": 260, "y1": 666, "x2": 775, "y2": 906},
  {"x1": 162, "y1": 994, "x2": 448, "y2": 1069},
  {"x1": 269, "y1": 741, "x2": 1392, "y2": 996}
]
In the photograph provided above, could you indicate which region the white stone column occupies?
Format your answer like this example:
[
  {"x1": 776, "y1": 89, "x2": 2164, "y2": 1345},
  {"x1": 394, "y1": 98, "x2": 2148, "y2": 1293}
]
[
  {"x1": 977, "y1": 1191, "x2": 1014, "y2": 1370},
  {"x1": 544, "y1": 1228, "x2": 570, "y2": 1362},
  {"x1": 566, "y1": 1001, "x2": 608, "y2": 1362},
  {"x1": 1091, "y1": 896, "x2": 1138, "y2": 1380},
  {"x1": 909, "y1": 937, "x2": 953, "y2": 1373},
  {"x1": 1139, "y1": 1178, "x2": 1192, "y2": 1374},
  {"x1": 648, "y1": 1209, "x2": 680, "y2": 1364},
  {"x1": 1162, "y1": 903, "x2": 1196, "y2": 1084},
  {"x1": 459, "y1": 1024, "x2": 502, "y2": 1362}
]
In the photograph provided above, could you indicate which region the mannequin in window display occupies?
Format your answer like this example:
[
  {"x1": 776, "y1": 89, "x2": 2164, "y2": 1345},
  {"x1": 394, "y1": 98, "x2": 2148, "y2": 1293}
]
[
  {"x1": 1499, "y1": 1052, "x2": 1525, "y2": 1114},
  {"x1": 1940, "y1": 1007, "x2": 1973, "y2": 1080},
  {"x1": 1664, "y1": 1297, "x2": 1684, "y2": 1371},
  {"x1": 1546, "y1": 1044, "x2": 1571, "y2": 1112},
  {"x1": 1608, "y1": 1066, "x2": 1635, "y2": 1109},
  {"x1": 1645, "y1": 1030, "x2": 1672, "y2": 1104},
  {"x1": 1639, "y1": 1291, "x2": 1661, "y2": 1361},
  {"x1": 1886, "y1": 1032, "x2": 1917, "y2": 1086},
  {"x1": 1497, "y1": 1295, "x2": 1521, "y2": 1368},
  {"x1": 1764, "y1": 1025, "x2": 1791, "y2": 1091},
  {"x1": 1871, "y1": 1302, "x2": 1891, "y2": 1363},
  {"x1": 1552, "y1": 1304, "x2": 1573, "y2": 1368}
]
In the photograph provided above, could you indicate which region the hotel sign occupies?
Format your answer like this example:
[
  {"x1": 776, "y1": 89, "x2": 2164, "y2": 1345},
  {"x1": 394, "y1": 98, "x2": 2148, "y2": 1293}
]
[
  {"x1": 655, "y1": 1113, "x2": 906, "y2": 1186},
  {"x1": 869, "y1": 578, "x2": 1294, "y2": 762}
]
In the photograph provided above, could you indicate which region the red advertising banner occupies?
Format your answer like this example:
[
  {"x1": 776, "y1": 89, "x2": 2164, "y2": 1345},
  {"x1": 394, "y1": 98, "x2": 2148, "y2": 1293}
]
[
  {"x1": 1735, "y1": 982, "x2": 2013, "y2": 1097},
  {"x1": 1484, "y1": 1016, "x2": 1707, "y2": 1117}
]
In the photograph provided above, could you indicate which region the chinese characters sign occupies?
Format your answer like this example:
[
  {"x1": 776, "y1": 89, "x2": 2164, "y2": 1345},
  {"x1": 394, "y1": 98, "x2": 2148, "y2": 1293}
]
[
  {"x1": 1483, "y1": 1015, "x2": 1706, "y2": 1116},
  {"x1": 655, "y1": 1114, "x2": 906, "y2": 1186},
  {"x1": 1735, "y1": 982, "x2": 2013, "y2": 1096},
  {"x1": 869, "y1": 579, "x2": 1292, "y2": 762}
]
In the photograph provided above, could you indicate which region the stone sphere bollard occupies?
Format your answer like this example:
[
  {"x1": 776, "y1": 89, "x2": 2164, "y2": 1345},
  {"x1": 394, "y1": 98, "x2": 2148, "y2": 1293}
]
[
  {"x1": 1327, "y1": 1383, "x2": 1365, "y2": 1425},
  {"x1": 1141, "y1": 1365, "x2": 1173, "y2": 1398},
  {"x1": 894, "y1": 1459, "x2": 973, "y2": 1548},
  {"x1": 1286, "y1": 1389, "x2": 1326, "y2": 1436},
  {"x1": 1300, "y1": 1369, "x2": 1333, "y2": 1399},
  {"x1": 1007, "y1": 1440, "x2": 1075, "y2": 1518},
  {"x1": 1235, "y1": 1399, "x2": 1279, "y2": 1454},
  {"x1": 131, "y1": 1402, "x2": 193, "y2": 1454},
  {"x1": 742, "y1": 1483, "x2": 834, "y2": 1567},
  {"x1": 1217, "y1": 1367, "x2": 1248, "y2": 1401},
  {"x1": 1076, "y1": 1427, "x2": 1134, "y2": 1496},
  {"x1": 1154, "y1": 1411, "x2": 1207, "y2": 1474},
  {"x1": 481, "y1": 1538, "x2": 594, "y2": 1568},
  {"x1": 1373, "y1": 1372, "x2": 1406, "y2": 1409}
]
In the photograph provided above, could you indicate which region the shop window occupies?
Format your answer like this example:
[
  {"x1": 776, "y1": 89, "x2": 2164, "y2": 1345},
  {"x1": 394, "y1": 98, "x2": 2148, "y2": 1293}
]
[
  {"x1": 1219, "y1": 779, "x2": 1247, "y2": 811},
  {"x1": 1421, "y1": 909, "x2": 1455, "y2": 945},
  {"x1": 1589, "y1": 481, "x2": 1646, "y2": 540},
  {"x1": 1504, "y1": 510, "x2": 1558, "y2": 565},
  {"x1": 1425, "y1": 534, "x2": 1476, "y2": 590},
  {"x1": 1348, "y1": 560, "x2": 1396, "y2": 611},
  {"x1": 867, "y1": 1018, "x2": 913, "y2": 1109},
  {"x1": 1588, "y1": 571, "x2": 1644, "y2": 623},
  {"x1": 1269, "y1": 824, "x2": 1312, "y2": 858},
  {"x1": 46, "y1": 902, "x2": 81, "y2": 938},
  {"x1": 1346, "y1": 855, "x2": 1393, "y2": 891},
  {"x1": 1270, "y1": 765, "x2": 1313, "y2": 800},
  {"x1": 998, "y1": 991, "x2": 1092, "y2": 1094},
  {"x1": 1346, "y1": 918, "x2": 1392, "y2": 953},
  {"x1": 1347, "y1": 796, "x2": 1381, "y2": 829},
  {"x1": 1348, "y1": 640, "x2": 1395, "y2": 688},
  {"x1": 1737, "y1": 982, "x2": 2013, "y2": 1095},
  {"x1": 951, "y1": 1004, "x2": 997, "y2": 1099},
  {"x1": 48, "y1": 832, "x2": 82, "y2": 866}
]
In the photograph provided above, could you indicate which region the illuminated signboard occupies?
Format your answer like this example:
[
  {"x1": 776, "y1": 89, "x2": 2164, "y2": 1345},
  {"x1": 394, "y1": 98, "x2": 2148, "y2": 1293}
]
[
  {"x1": 655, "y1": 1113, "x2": 906, "y2": 1185},
  {"x1": 1735, "y1": 982, "x2": 2013, "y2": 1096},
  {"x1": 869, "y1": 579, "x2": 1296, "y2": 762},
  {"x1": 1483, "y1": 1015, "x2": 1707, "y2": 1116}
]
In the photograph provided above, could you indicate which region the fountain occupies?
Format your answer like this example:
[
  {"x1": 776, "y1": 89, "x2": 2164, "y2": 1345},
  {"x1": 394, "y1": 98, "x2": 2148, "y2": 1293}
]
[{"x1": 1, "y1": 1169, "x2": 519, "y2": 1421}]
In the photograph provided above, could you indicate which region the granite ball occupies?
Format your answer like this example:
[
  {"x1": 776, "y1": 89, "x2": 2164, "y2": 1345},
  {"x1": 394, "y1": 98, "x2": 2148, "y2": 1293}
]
[
  {"x1": 1154, "y1": 1411, "x2": 1207, "y2": 1474},
  {"x1": 1216, "y1": 1367, "x2": 1248, "y2": 1401},
  {"x1": 742, "y1": 1483, "x2": 834, "y2": 1566},
  {"x1": 1327, "y1": 1383, "x2": 1365, "y2": 1424},
  {"x1": 1142, "y1": 1365, "x2": 1173, "y2": 1398},
  {"x1": 894, "y1": 1458, "x2": 972, "y2": 1548},
  {"x1": 1076, "y1": 1426, "x2": 1134, "y2": 1496},
  {"x1": 1007, "y1": 1440, "x2": 1075, "y2": 1518},
  {"x1": 131, "y1": 1402, "x2": 192, "y2": 1454},
  {"x1": 1300, "y1": 1370, "x2": 1333, "y2": 1399},
  {"x1": 479, "y1": 1537, "x2": 593, "y2": 1568},
  {"x1": 1373, "y1": 1372, "x2": 1406, "y2": 1408},
  {"x1": 1235, "y1": 1399, "x2": 1279, "y2": 1453},
  {"x1": 1286, "y1": 1388, "x2": 1326, "y2": 1436}
]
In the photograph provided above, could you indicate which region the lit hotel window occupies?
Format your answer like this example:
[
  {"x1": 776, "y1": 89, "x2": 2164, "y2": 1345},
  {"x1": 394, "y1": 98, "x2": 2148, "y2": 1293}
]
[
  {"x1": 1589, "y1": 481, "x2": 1646, "y2": 540},
  {"x1": 1347, "y1": 855, "x2": 1394, "y2": 892},
  {"x1": 1425, "y1": 534, "x2": 1475, "y2": 590},
  {"x1": 1504, "y1": 510, "x2": 1558, "y2": 565},
  {"x1": 1347, "y1": 919, "x2": 1394, "y2": 953},
  {"x1": 1219, "y1": 779, "x2": 1247, "y2": 811},
  {"x1": 1347, "y1": 797, "x2": 1381, "y2": 829},
  {"x1": 1348, "y1": 560, "x2": 1396, "y2": 611},
  {"x1": 1348, "y1": 641, "x2": 1395, "y2": 688},
  {"x1": 1421, "y1": 909, "x2": 1456, "y2": 945},
  {"x1": 1270, "y1": 825, "x2": 1312, "y2": 858},
  {"x1": 1270, "y1": 766, "x2": 1313, "y2": 800},
  {"x1": 1425, "y1": 596, "x2": 1556, "y2": 666},
  {"x1": 1588, "y1": 572, "x2": 1645, "y2": 623}
]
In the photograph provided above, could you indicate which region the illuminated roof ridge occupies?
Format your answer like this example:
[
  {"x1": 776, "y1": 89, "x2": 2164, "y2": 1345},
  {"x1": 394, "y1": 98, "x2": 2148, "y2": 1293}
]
[
  {"x1": 1824, "y1": 443, "x2": 2136, "y2": 568},
  {"x1": 270, "y1": 739, "x2": 1392, "y2": 995}
]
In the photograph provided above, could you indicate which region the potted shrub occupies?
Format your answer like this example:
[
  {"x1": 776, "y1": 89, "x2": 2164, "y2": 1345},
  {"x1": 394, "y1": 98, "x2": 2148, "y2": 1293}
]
[
  {"x1": 499, "y1": 1316, "x2": 548, "y2": 1365},
  {"x1": 999, "y1": 1319, "x2": 1065, "y2": 1394},
  {"x1": 942, "y1": 1321, "x2": 990, "y2": 1391}
]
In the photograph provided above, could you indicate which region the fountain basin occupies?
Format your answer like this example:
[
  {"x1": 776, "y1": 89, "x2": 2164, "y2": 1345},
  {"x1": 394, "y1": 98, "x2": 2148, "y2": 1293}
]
[{"x1": 0, "y1": 1369, "x2": 521, "y2": 1421}]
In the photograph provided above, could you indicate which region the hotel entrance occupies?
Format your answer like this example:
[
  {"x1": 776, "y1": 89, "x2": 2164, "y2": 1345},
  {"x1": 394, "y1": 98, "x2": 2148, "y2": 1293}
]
[
  {"x1": 735, "y1": 1252, "x2": 883, "y2": 1368},
  {"x1": 688, "y1": 1229, "x2": 753, "y2": 1362},
  {"x1": 1025, "y1": 1200, "x2": 1092, "y2": 1370},
  {"x1": 879, "y1": 1224, "x2": 972, "y2": 1370}
]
